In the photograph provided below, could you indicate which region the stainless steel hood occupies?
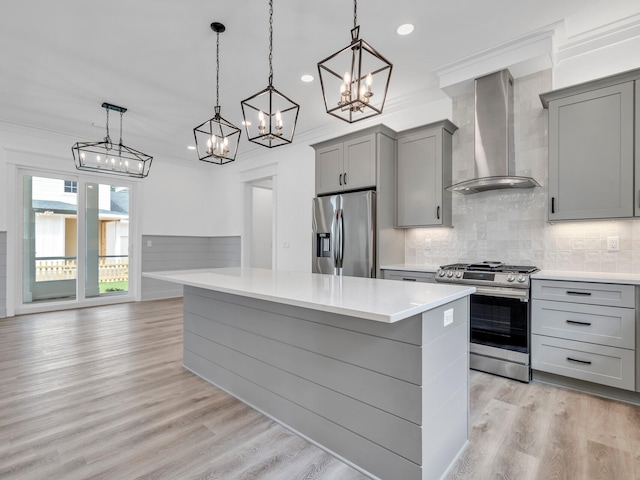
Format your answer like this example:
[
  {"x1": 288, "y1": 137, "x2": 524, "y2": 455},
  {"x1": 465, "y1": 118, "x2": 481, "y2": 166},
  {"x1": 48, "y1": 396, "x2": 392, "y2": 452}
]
[{"x1": 447, "y1": 69, "x2": 540, "y2": 194}]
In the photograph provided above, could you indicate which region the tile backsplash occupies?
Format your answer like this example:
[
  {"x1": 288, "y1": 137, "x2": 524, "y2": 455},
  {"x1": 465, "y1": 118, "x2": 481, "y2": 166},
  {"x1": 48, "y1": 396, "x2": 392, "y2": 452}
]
[{"x1": 405, "y1": 69, "x2": 639, "y2": 273}]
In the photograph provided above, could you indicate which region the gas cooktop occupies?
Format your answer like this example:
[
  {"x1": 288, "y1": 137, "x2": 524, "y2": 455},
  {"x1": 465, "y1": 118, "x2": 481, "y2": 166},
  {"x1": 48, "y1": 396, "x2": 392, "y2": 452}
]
[
  {"x1": 440, "y1": 261, "x2": 539, "y2": 274},
  {"x1": 435, "y1": 261, "x2": 539, "y2": 288}
]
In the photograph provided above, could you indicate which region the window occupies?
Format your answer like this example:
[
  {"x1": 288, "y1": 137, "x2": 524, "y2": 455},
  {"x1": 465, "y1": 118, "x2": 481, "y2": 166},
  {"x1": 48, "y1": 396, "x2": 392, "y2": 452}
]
[{"x1": 64, "y1": 180, "x2": 78, "y2": 193}]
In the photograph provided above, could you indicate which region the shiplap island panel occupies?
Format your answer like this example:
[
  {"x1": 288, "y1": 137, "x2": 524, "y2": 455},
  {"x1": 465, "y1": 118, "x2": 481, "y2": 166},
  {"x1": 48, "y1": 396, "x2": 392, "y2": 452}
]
[{"x1": 143, "y1": 267, "x2": 474, "y2": 480}]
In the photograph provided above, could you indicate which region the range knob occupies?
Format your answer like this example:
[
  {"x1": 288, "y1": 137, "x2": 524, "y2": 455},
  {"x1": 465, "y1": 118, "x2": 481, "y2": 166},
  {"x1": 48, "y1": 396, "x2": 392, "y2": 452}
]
[
  {"x1": 517, "y1": 274, "x2": 527, "y2": 283},
  {"x1": 506, "y1": 273, "x2": 516, "y2": 282},
  {"x1": 438, "y1": 269, "x2": 446, "y2": 277},
  {"x1": 455, "y1": 271, "x2": 463, "y2": 279},
  {"x1": 446, "y1": 270, "x2": 454, "y2": 278}
]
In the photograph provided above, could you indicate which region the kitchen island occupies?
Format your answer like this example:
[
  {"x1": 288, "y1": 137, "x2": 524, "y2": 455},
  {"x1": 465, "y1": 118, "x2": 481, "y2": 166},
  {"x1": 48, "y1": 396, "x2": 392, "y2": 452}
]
[{"x1": 143, "y1": 267, "x2": 475, "y2": 480}]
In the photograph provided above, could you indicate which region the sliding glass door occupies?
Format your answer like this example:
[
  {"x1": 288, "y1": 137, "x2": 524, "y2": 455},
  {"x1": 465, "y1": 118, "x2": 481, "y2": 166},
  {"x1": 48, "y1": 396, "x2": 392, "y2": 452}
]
[{"x1": 22, "y1": 172, "x2": 132, "y2": 308}]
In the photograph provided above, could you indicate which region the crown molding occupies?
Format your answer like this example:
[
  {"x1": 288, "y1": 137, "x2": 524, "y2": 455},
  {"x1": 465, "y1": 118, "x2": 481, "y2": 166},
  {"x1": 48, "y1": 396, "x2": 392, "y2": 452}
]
[
  {"x1": 555, "y1": 13, "x2": 640, "y2": 63},
  {"x1": 435, "y1": 23, "x2": 561, "y2": 97}
]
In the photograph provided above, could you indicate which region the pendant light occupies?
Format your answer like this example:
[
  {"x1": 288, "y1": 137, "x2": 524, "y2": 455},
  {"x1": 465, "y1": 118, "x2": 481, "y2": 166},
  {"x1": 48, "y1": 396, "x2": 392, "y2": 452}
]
[
  {"x1": 72, "y1": 103, "x2": 152, "y2": 178},
  {"x1": 241, "y1": 0, "x2": 299, "y2": 148},
  {"x1": 317, "y1": 0, "x2": 392, "y2": 123},
  {"x1": 193, "y1": 22, "x2": 241, "y2": 165}
]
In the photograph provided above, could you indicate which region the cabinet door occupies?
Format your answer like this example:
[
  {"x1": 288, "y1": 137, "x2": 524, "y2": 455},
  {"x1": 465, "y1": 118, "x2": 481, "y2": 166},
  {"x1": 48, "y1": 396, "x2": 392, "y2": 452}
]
[
  {"x1": 315, "y1": 142, "x2": 344, "y2": 195},
  {"x1": 383, "y1": 270, "x2": 435, "y2": 283},
  {"x1": 343, "y1": 134, "x2": 376, "y2": 191},
  {"x1": 396, "y1": 129, "x2": 442, "y2": 227},
  {"x1": 548, "y1": 82, "x2": 634, "y2": 221},
  {"x1": 635, "y1": 80, "x2": 640, "y2": 216}
]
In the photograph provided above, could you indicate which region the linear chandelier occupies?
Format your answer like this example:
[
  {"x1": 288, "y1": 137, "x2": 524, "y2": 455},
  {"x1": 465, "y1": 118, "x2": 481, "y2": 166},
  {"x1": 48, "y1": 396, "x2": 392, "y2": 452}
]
[
  {"x1": 317, "y1": 0, "x2": 392, "y2": 123},
  {"x1": 193, "y1": 22, "x2": 241, "y2": 165},
  {"x1": 72, "y1": 103, "x2": 152, "y2": 178},
  {"x1": 241, "y1": 0, "x2": 299, "y2": 148}
]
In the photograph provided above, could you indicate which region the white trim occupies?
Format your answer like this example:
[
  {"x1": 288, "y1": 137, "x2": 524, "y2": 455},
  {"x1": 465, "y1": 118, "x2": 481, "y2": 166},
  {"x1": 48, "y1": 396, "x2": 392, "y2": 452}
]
[
  {"x1": 556, "y1": 13, "x2": 640, "y2": 62},
  {"x1": 13, "y1": 166, "x2": 137, "y2": 315},
  {"x1": 435, "y1": 22, "x2": 561, "y2": 96}
]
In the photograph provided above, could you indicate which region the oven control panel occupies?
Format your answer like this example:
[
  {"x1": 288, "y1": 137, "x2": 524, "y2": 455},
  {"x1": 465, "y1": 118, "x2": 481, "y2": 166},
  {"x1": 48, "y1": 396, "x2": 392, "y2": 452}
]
[{"x1": 436, "y1": 268, "x2": 531, "y2": 288}]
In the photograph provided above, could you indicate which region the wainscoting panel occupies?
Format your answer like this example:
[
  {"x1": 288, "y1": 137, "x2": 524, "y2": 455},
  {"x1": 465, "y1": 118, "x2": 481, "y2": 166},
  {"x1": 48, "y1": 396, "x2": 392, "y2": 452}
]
[
  {"x1": 0, "y1": 232, "x2": 5, "y2": 318},
  {"x1": 141, "y1": 235, "x2": 240, "y2": 300}
]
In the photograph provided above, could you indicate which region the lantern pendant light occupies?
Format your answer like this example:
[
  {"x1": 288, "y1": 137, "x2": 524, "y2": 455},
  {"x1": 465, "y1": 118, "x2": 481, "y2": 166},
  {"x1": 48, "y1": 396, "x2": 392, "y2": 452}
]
[
  {"x1": 72, "y1": 103, "x2": 153, "y2": 178},
  {"x1": 193, "y1": 22, "x2": 241, "y2": 165},
  {"x1": 317, "y1": 0, "x2": 392, "y2": 123},
  {"x1": 241, "y1": 0, "x2": 300, "y2": 148}
]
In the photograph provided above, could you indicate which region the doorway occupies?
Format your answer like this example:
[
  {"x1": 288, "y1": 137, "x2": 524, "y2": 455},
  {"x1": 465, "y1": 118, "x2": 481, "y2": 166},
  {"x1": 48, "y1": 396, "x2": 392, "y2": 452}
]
[
  {"x1": 19, "y1": 171, "x2": 134, "y2": 312},
  {"x1": 241, "y1": 164, "x2": 277, "y2": 270},
  {"x1": 250, "y1": 181, "x2": 273, "y2": 269}
]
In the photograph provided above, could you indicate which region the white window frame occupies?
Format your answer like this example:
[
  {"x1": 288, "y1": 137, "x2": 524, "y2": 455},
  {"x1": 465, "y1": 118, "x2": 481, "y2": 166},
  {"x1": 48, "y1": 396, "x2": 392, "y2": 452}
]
[{"x1": 12, "y1": 166, "x2": 138, "y2": 315}]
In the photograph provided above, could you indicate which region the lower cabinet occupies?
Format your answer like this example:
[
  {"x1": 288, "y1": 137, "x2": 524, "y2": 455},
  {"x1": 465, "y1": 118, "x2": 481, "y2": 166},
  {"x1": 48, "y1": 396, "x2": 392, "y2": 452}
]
[
  {"x1": 531, "y1": 279, "x2": 636, "y2": 391},
  {"x1": 382, "y1": 269, "x2": 435, "y2": 283}
]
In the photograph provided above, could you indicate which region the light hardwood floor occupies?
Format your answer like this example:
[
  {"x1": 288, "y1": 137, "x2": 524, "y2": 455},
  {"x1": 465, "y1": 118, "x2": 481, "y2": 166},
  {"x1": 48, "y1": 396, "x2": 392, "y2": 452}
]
[{"x1": 0, "y1": 299, "x2": 639, "y2": 480}]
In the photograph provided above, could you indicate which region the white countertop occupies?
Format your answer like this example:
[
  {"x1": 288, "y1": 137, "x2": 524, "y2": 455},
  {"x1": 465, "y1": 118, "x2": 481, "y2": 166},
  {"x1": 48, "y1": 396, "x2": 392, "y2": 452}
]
[
  {"x1": 380, "y1": 264, "x2": 439, "y2": 273},
  {"x1": 144, "y1": 267, "x2": 475, "y2": 323},
  {"x1": 533, "y1": 270, "x2": 640, "y2": 285}
]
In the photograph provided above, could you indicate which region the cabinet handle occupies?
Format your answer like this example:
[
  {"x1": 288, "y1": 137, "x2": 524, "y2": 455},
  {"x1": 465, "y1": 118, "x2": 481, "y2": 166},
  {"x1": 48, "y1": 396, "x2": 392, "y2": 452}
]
[
  {"x1": 402, "y1": 277, "x2": 417, "y2": 282},
  {"x1": 436, "y1": 206, "x2": 440, "y2": 220},
  {"x1": 343, "y1": 172, "x2": 347, "y2": 185},
  {"x1": 566, "y1": 291, "x2": 591, "y2": 296},
  {"x1": 566, "y1": 319, "x2": 592, "y2": 326},
  {"x1": 339, "y1": 173, "x2": 343, "y2": 186},
  {"x1": 567, "y1": 357, "x2": 592, "y2": 365},
  {"x1": 551, "y1": 197, "x2": 555, "y2": 214}
]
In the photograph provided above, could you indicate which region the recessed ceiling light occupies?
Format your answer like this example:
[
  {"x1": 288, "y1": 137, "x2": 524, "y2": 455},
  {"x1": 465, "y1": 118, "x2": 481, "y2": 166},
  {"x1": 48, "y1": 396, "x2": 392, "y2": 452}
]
[
  {"x1": 301, "y1": 74, "x2": 314, "y2": 83},
  {"x1": 187, "y1": 145, "x2": 196, "y2": 150},
  {"x1": 397, "y1": 23, "x2": 414, "y2": 36}
]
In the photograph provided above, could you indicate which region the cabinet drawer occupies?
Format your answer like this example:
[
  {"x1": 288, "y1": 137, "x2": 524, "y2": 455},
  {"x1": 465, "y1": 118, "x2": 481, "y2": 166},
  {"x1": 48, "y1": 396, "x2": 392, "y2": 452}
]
[
  {"x1": 531, "y1": 300, "x2": 635, "y2": 349},
  {"x1": 531, "y1": 335, "x2": 635, "y2": 391},
  {"x1": 384, "y1": 270, "x2": 435, "y2": 283},
  {"x1": 532, "y1": 280, "x2": 635, "y2": 308}
]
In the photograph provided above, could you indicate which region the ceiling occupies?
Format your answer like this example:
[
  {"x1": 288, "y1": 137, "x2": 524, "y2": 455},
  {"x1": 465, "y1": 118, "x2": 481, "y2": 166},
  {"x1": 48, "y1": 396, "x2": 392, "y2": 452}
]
[{"x1": 1, "y1": 0, "x2": 637, "y2": 164}]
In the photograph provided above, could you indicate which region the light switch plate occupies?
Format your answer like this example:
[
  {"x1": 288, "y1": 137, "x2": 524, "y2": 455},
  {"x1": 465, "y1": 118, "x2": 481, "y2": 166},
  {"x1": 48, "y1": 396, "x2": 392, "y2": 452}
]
[{"x1": 607, "y1": 236, "x2": 619, "y2": 251}]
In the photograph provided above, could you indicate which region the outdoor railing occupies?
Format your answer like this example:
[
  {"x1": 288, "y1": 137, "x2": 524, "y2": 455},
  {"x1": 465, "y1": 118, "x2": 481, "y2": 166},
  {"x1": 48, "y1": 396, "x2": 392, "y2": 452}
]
[{"x1": 35, "y1": 255, "x2": 129, "y2": 282}]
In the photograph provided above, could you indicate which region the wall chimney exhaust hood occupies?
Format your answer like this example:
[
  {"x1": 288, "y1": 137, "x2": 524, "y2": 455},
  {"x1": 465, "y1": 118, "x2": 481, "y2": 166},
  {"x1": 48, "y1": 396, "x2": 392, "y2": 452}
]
[{"x1": 446, "y1": 69, "x2": 540, "y2": 194}]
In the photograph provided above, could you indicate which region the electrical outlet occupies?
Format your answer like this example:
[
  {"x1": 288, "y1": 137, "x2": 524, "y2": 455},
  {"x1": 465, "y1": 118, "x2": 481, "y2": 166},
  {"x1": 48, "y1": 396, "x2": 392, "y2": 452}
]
[
  {"x1": 283, "y1": 241, "x2": 290, "y2": 249},
  {"x1": 607, "y1": 236, "x2": 619, "y2": 252},
  {"x1": 424, "y1": 238, "x2": 432, "y2": 250},
  {"x1": 146, "y1": 240, "x2": 152, "y2": 247},
  {"x1": 443, "y1": 308, "x2": 454, "y2": 327}
]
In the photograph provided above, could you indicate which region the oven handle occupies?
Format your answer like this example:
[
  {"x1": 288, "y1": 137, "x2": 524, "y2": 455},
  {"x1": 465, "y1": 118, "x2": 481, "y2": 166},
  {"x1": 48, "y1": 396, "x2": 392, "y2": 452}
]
[{"x1": 473, "y1": 286, "x2": 529, "y2": 301}]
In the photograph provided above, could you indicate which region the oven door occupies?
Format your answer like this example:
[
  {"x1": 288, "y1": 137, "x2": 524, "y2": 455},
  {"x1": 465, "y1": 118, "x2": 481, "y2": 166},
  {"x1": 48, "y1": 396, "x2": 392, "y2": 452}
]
[{"x1": 469, "y1": 286, "x2": 530, "y2": 365}]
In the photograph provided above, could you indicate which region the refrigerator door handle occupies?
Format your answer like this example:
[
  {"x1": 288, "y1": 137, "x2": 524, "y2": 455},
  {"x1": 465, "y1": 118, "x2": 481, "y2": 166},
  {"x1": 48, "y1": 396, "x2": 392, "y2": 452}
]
[
  {"x1": 338, "y1": 208, "x2": 344, "y2": 268},
  {"x1": 331, "y1": 209, "x2": 340, "y2": 266}
]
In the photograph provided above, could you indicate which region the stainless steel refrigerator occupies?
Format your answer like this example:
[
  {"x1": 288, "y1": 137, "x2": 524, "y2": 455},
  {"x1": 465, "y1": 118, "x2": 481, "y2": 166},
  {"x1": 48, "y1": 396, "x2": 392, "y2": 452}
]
[{"x1": 312, "y1": 190, "x2": 376, "y2": 278}]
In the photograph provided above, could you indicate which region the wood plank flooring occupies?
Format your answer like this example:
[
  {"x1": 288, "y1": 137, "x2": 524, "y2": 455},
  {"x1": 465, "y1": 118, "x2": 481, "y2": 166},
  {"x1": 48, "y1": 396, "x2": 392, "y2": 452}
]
[{"x1": 0, "y1": 298, "x2": 639, "y2": 480}]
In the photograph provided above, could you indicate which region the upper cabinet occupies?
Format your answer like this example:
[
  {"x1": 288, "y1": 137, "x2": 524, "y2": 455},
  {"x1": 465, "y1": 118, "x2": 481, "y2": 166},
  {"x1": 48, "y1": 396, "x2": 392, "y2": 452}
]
[
  {"x1": 395, "y1": 120, "x2": 457, "y2": 228},
  {"x1": 541, "y1": 69, "x2": 640, "y2": 221},
  {"x1": 313, "y1": 125, "x2": 394, "y2": 196}
]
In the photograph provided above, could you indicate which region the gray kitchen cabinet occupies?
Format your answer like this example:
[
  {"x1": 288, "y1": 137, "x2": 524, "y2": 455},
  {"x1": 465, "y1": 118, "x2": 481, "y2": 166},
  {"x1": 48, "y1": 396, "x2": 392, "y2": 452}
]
[
  {"x1": 382, "y1": 269, "x2": 435, "y2": 283},
  {"x1": 395, "y1": 120, "x2": 457, "y2": 227},
  {"x1": 636, "y1": 80, "x2": 640, "y2": 217},
  {"x1": 541, "y1": 70, "x2": 640, "y2": 221},
  {"x1": 531, "y1": 279, "x2": 636, "y2": 391},
  {"x1": 312, "y1": 125, "x2": 405, "y2": 277},
  {"x1": 314, "y1": 131, "x2": 378, "y2": 195}
]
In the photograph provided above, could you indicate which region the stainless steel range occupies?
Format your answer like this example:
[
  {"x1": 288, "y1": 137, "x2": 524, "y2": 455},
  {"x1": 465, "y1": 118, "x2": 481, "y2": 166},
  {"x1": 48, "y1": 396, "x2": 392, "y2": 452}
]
[{"x1": 435, "y1": 261, "x2": 539, "y2": 382}]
